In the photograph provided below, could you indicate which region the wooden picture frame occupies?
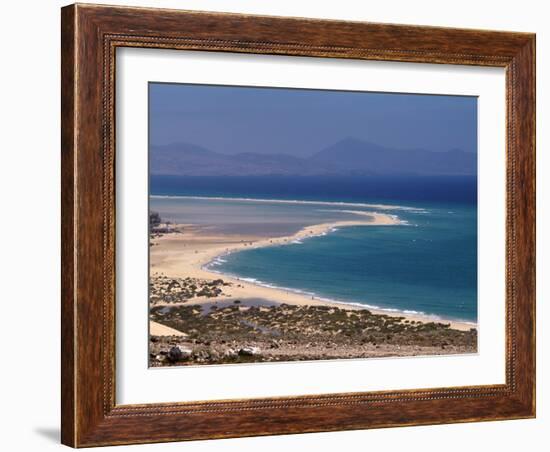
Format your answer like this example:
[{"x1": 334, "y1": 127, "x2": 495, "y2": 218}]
[{"x1": 61, "y1": 3, "x2": 535, "y2": 447}]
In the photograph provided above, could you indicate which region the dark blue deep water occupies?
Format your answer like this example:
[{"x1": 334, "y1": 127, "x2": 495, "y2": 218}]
[
  {"x1": 150, "y1": 175, "x2": 477, "y2": 322},
  {"x1": 151, "y1": 175, "x2": 477, "y2": 205}
]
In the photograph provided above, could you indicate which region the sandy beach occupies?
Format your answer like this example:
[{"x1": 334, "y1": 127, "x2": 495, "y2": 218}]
[
  {"x1": 150, "y1": 212, "x2": 475, "y2": 331},
  {"x1": 150, "y1": 320, "x2": 188, "y2": 337}
]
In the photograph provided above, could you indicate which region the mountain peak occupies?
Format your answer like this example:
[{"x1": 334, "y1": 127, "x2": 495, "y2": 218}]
[{"x1": 150, "y1": 139, "x2": 477, "y2": 177}]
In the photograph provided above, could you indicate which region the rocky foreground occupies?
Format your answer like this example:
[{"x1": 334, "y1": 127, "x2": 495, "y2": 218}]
[
  {"x1": 149, "y1": 301, "x2": 477, "y2": 366},
  {"x1": 150, "y1": 276, "x2": 232, "y2": 305}
]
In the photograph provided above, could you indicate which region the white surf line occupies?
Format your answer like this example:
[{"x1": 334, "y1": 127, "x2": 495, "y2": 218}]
[
  {"x1": 204, "y1": 261, "x2": 476, "y2": 328},
  {"x1": 150, "y1": 194, "x2": 426, "y2": 212},
  {"x1": 202, "y1": 213, "x2": 402, "y2": 274}
]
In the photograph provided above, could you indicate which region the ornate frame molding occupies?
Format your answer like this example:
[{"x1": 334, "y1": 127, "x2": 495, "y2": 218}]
[{"x1": 61, "y1": 4, "x2": 535, "y2": 447}]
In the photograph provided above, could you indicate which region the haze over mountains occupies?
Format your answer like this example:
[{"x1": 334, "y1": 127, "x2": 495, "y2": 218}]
[{"x1": 150, "y1": 137, "x2": 477, "y2": 177}]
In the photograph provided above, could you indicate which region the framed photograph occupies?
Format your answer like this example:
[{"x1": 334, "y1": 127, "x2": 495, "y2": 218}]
[{"x1": 61, "y1": 3, "x2": 535, "y2": 447}]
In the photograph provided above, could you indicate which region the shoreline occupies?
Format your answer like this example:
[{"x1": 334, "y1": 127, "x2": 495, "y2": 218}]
[
  {"x1": 150, "y1": 194, "x2": 428, "y2": 213},
  {"x1": 150, "y1": 212, "x2": 476, "y2": 331}
]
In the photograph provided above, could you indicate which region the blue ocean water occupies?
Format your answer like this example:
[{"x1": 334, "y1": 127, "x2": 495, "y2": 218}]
[
  {"x1": 151, "y1": 175, "x2": 477, "y2": 205},
  {"x1": 150, "y1": 175, "x2": 477, "y2": 322}
]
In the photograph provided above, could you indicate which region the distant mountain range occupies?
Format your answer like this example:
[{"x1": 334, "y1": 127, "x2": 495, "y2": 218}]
[{"x1": 150, "y1": 138, "x2": 476, "y2": 177}]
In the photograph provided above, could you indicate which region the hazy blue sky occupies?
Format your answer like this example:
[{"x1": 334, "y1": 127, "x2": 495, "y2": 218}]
[{"x1": 149, "y1": 82, "x2": 477, "y2": 156}]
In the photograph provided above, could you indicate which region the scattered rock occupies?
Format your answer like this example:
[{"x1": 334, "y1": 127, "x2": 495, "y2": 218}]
[
  {"x1": 167, "y1": 345, "x2": 192, "y2": 362},
  {"x1": 149, "y1": 300, "x2": 477, "y2": 366},
  {"x1": 238, "y1": 346, "x2": 260, "y2": 356},
  {"x1": 195, "y1": 350, "x2": 210, "y2": 360},
  {"x1": 224, "y1": 349, "x2": 238, "y2": 358}
]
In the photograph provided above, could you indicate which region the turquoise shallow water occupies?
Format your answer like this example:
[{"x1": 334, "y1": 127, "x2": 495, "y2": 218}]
[
  {"x1": 213, "y1": 205, "x2": 477, "y2": 322},
  {"x1": 151, "y1": 195, "x2": 477, "y2": 323}
]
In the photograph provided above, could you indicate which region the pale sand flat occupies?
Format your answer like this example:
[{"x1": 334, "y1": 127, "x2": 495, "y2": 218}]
[{"x1": 150, "y1": 320, "x2": 187, "y2": 337}]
